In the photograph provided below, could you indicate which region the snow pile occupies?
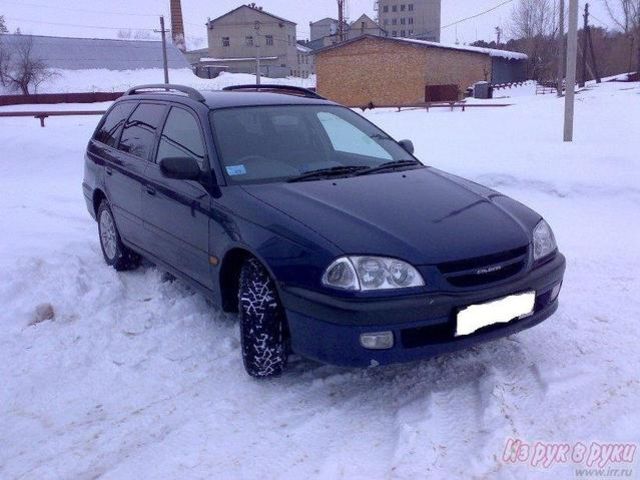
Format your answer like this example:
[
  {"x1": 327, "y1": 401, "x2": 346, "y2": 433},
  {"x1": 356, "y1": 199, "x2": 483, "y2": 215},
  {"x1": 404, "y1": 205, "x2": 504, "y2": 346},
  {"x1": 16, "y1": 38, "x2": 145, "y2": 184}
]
[
  {"x1": 1, "y1": 69, "x2": 316, "y2": 94},
  {"x1": 0, "y1": 80, "x2": 639, "y2": 479}
]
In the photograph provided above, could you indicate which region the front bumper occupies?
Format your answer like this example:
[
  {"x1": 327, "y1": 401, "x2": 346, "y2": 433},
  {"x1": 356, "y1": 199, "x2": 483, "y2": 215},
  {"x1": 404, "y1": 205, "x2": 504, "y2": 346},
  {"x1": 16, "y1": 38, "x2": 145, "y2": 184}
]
[{"x1": 281, "y1": 253, "x2": 565, "y2": 367}]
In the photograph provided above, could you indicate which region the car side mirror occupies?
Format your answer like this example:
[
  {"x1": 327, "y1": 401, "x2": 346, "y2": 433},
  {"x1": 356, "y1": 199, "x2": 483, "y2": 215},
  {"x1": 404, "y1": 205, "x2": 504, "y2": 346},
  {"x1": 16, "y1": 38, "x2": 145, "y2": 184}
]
[
  {"x1": 399, "y1": 139, "x2": 414, "y2": 155},
  {"x1": 159, "y1": 157, "x2": 201, "y2": 181}
]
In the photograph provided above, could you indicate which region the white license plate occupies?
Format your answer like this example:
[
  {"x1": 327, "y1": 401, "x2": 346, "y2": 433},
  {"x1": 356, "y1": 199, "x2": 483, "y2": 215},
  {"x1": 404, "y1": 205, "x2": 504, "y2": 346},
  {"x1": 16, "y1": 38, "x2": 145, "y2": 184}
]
[{"x1": 455, "y1": 291, "x2": 535, "y2": 337}]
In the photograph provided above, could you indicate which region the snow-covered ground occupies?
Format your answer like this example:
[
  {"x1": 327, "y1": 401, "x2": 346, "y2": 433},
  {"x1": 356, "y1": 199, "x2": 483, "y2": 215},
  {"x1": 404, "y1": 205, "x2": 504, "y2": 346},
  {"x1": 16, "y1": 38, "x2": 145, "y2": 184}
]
[
  {"x1": 0, "y1": 68, "x2": 315, "y2": 95},
  {"x1": 0, "y1": 81, "x2": 638, "y2": 479}
]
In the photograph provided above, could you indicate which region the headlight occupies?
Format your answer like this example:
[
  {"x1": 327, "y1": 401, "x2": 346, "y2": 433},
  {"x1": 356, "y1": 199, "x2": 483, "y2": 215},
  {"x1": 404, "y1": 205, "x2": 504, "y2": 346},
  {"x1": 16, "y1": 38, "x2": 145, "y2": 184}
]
[
  {"x1": 322, "y1": 256, "x2": 425, "y2": 291},
  {"x1": 533, "y1": 219, "x2": 557, "y2": 261}
]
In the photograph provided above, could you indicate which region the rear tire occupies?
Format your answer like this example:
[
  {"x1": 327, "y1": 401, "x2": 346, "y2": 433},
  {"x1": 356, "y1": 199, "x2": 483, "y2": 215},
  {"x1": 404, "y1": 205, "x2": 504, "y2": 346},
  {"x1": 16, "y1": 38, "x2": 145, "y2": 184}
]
[
  {"x1": 238, "y1": 258, "x2": 288, "y2": 378},
  {"x1": 97, "y1": 200, "x2": 140, "y2": 271}
]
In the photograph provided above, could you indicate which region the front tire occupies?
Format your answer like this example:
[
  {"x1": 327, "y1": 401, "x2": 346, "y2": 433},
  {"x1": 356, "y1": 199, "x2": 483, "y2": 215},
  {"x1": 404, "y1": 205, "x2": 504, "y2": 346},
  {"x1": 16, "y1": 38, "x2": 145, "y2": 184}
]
[
  {"x1": 238, "y1": 258, "x2": 288, "y2": 378},
  {"x1": 97, "y1": 200, "x2": 140, "y2": 271}
]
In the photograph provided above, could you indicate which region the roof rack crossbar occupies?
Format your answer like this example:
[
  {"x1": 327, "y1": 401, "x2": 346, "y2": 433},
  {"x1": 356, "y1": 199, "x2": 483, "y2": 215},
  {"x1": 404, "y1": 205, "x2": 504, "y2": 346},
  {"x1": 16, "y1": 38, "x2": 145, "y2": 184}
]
[
  {"x1": 125, "y1": 84, "x2": 206, "y2": 103},
  {"x1": 222, "y1": 84, "x2": 325, "y2": 99}
]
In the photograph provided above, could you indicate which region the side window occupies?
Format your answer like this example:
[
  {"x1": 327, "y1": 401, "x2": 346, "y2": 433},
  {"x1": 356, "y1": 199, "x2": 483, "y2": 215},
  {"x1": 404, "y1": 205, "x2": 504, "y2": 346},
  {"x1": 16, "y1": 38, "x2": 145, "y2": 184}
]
[
  {"x1": 118, "y1": 103, "x2": 166, "y2": 160},
  {"x1": 317, "y1": 112, "x2": 392, "y2": 160},
  {"x1": 94, "y1": 102, "x2": 135, "y2": 147},
  {"x1": 156, "y1": 107, "x2": 206, "y2": 169}
]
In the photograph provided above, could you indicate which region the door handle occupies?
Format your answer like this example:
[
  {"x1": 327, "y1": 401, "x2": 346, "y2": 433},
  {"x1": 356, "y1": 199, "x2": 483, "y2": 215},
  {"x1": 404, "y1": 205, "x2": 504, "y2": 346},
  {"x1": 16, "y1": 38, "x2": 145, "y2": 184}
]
[
  {"x1": 145, "y1": 186, "x2": 156, "y2": 196},
  {"x1": 105, "y1": 166, "x2": 113, "y2": 176}
]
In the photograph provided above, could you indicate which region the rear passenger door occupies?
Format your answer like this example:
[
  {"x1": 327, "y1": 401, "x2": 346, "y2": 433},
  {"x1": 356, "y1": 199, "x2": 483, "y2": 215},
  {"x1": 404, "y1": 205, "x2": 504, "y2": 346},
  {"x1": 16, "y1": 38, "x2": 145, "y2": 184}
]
[
  {"x1": 107, "y1": 102, "x2": 166, "y2": 247},
  {"x1": 142, "y1": 106, "x2": 213, "y2": 289}
]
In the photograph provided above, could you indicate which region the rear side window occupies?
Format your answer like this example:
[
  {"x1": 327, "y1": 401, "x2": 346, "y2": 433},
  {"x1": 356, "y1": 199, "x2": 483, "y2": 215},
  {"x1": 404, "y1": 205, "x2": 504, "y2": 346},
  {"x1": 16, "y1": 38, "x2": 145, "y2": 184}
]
[
  {"x1": 118, "y1": 103, "x2": 166, "y2": 160},
  {"x1": 94, "y1": 102, "x2": 135, "y2": 147},
  {"x1": 156, "y1": 107, "x2": 206, "y2": 169}
]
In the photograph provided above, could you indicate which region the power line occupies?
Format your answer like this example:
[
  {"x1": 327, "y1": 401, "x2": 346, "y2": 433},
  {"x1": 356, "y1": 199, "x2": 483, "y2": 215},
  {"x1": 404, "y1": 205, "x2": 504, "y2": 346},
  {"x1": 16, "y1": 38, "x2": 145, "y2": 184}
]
[
  {"x1": 0, "y1": 0, "x2": 161, "y2": 17},
  {"x1": 408, "y1": 0, "x2": 516, "y2": 39},
  {"x1": 442, "y1": 0, "x2": 516, "y2": 31},
  {"x1": 4, "y1": 16, "x2": 157, "y2": 31}
]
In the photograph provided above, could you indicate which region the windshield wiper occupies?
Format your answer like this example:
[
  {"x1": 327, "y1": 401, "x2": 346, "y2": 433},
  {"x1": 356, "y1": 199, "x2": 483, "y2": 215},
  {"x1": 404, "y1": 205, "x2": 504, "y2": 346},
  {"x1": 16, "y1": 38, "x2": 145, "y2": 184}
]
[
  {"x1": 356, "y1": 159, "x2": 424, "y2": 177},
  {"x1": 287, "y1": 165, "x2": 369, "y2": 183}
]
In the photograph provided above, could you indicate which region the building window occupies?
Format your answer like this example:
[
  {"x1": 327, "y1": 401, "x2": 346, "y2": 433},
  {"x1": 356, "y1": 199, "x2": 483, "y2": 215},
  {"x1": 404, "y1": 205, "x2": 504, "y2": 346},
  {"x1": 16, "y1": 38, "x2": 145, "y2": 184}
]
[
  {"x1": 288, "y1": 34, "x2": 292, "y2": 45},
  {"x1": 383, "y1": 19, "x2": 389, "y2": 25},
  {"x1": 265, "y1": 35, "x2": 274, "y2": 46},
  {"x1": 400, "y1": 30, "x2": 406, "y2": 36},
  {"x1": 408, "y1": 3, "x2": 413, "y2": 11},
  {"x1": 383, "y1": 5, "x2": 388, "y2": 12},
  {"x1": 401, "y1": 4, "x2": 406, "y2": 11},
  {"x1": 408, "y1": 29, "x2": 413, "y2": 36},
  {"x1": 392, "y1": 18, "x2": 397, "y2": 25},
  {"x1": 392, "y1": 30, "x2": 397, "y2": 37},
  {"x1": 245, "y1": 36, "x2": 254, "y2": 46},
  {"x1": 222, "y1": 37, "x2": 230, "y2": 47},
  {"x1": 408, "y1": 17, "x2": 414, "y2": 24},
  {"x1": 400, "y1": 17, "x2": 406, "y2": 25},
  {"x1": 392, "y1": 5, "x2": 397, "y2": 12}
]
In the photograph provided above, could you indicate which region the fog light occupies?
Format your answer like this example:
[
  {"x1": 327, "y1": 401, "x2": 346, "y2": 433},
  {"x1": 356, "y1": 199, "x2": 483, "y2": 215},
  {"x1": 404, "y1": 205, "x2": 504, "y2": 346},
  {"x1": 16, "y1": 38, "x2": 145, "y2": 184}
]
[
  {"x1": 550, "y1": 282, "x2": 562, "y2": 302},
  {"x1": 360, "y1": 331, "x2": 394, "y2": 350}
]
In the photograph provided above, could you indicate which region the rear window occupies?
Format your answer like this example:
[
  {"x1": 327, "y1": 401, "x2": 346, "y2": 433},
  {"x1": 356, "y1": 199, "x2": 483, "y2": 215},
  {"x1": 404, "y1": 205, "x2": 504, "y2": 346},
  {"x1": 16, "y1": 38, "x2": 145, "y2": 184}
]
[
  {"x1": 94, "y1": 102, "x2": 135, "y2": 147},
  {"x1": 117, "y1": 103, "x2": 166, "y2": 160}
]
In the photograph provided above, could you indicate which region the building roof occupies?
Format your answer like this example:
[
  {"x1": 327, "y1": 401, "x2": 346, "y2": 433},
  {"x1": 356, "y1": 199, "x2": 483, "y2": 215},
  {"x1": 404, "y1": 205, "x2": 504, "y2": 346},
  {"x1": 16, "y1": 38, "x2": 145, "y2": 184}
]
[
  {"x1": 0, "y1": 34, "x2": 190, "y2": 70},
  {"x1": 296, "y1": 43, "x2": 312, "y2": 53},
  {"x1": 207, "y1": 5, "x2": 295, "y2": 27},
  {"x1": 310, "y1": 17, "x2": 339, "y2": 25},
  {"x1": 314, "y1": 34, "x2": 528, "y2": 61},
  {"x1": 304, "y1": 38, "x2": 328, "y2": 52}
]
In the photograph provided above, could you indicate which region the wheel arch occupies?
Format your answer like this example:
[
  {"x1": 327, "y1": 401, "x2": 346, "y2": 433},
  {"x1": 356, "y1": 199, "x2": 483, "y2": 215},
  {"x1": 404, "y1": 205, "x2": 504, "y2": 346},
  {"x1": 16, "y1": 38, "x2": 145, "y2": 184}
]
[
  {"x1": 219, "y1": 246, "x2": 283, "y2": 313},
  {"x1": 92, "y1": 188, "x2": 107, "y2": 218}
]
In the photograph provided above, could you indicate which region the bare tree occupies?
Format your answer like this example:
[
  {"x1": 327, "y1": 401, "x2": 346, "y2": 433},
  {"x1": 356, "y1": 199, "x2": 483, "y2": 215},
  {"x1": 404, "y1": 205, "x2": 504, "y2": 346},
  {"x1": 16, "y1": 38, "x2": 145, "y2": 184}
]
[
  {"x1": 0, "y1": 15, "x2": 9, "y2": 33},
  {"x1": 117, "y1": 29, "x2": 133, "y2": 39},
  {"x1": 0, "y1": 35, "x2": 57, "y2": 94},
  {"x1": 509, "y1": 0, "x2": 559, "y2": 80},
  {"x1": 603, "y1": 0, "x2": 640, "y2": 72}
]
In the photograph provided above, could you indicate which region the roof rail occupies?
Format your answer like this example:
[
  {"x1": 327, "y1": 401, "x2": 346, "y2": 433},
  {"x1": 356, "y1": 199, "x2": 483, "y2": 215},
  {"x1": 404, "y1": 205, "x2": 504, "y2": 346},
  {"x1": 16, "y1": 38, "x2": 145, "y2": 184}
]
[
  {"x1": 222, "y1": 84, "x2": 325, "y2": 99},
  {"x1": 124, "y1": 84, "x2": 206, "y2": 103}
]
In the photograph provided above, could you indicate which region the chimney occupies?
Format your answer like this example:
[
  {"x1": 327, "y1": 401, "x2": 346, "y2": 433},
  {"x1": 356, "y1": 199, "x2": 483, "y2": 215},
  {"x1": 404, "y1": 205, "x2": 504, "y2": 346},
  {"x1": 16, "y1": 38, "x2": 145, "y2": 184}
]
[{"x1": 170, "y1": 0, "x2": 186, "y2": 52}]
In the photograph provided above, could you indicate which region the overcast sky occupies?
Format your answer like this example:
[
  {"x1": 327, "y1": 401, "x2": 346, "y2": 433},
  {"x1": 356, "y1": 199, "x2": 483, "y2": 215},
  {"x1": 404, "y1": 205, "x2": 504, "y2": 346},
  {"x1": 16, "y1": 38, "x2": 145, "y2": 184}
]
[{"x1": 1, "y1": 0, "x2": 617, "y2": 47}]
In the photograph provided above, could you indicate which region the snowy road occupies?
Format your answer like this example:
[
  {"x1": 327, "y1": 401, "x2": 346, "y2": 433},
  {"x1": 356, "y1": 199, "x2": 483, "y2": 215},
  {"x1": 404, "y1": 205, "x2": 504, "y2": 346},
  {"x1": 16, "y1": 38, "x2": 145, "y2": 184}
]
[{"x1": 1, "y1": 82, "x2": 639, "y2": 479}]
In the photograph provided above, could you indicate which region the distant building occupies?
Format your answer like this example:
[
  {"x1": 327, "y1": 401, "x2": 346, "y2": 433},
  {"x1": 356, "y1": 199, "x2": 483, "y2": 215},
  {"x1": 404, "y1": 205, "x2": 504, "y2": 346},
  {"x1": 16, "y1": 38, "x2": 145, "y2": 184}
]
[
  {"x1": 296, "y1": 43, "x2": 315, "y2": 78},
  {"x1": 307, "y1": 14, "x2": 386, "y2": 51},
  {"x1": 315, "y1": 35, "x2": 527, "y2": 106},
  {"x1": 203, "y1": 4, "x2": 304, "y2": 78},
  {"x1": 376, "y1": 0, "x2": 441, "y2": 42},
  {"x1": 0, "y1": 34, "x2": 190, "y2": 70}
]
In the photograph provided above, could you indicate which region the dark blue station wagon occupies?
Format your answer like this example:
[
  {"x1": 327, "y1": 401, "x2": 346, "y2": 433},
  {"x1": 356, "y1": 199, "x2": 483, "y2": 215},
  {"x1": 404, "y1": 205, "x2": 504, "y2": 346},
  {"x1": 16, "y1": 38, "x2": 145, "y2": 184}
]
[{"x1": 83, "y1": 84, "x2": 566, "y2": 377}]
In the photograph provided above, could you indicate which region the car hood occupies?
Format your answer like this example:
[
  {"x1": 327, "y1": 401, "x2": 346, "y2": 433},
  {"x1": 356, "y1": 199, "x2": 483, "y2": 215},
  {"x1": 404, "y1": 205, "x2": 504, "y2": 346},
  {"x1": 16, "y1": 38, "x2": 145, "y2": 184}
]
[{"x1": 240, "y1": 167, "x2": 535, "y2": 265}]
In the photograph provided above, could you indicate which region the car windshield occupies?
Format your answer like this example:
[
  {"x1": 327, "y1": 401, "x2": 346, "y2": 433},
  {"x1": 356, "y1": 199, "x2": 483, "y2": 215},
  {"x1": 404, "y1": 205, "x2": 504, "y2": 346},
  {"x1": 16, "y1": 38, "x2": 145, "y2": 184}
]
[{"x1": 210, "y1": 105, "x2": 419, "y2": 184}]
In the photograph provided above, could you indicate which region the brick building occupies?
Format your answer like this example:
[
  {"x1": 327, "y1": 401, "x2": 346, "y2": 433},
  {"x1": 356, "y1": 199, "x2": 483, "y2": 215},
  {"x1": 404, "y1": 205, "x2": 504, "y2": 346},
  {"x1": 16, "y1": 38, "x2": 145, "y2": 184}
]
[{"x1": 315, "y1": 35, "x2": 527, "y2": 106}]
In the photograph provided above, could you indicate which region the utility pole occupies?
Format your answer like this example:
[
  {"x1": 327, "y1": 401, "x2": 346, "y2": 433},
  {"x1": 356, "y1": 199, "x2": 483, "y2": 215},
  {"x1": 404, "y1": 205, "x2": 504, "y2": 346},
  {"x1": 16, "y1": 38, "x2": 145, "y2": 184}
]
[
  {"x1": 579, "y1": 3, "x2": 589, "y2": 87},
  {"x1": 495, "y1": 26, "x2": 502, "y2": 46},
  {"x1": 337, "y1": 0, "x2": 345, "y2": 42},
  {"x1": 564, "y1": 0, "x2": 579, "y2": 142},
  {"x1": 557, "y1": 0, "x2": 565, "y2": 97},
  {"x1": 254, "y1": 21, "x2": 261, "y2": 85},
  {"x1": 156, "y1": 16, "x2": 170, "y2": 84}
]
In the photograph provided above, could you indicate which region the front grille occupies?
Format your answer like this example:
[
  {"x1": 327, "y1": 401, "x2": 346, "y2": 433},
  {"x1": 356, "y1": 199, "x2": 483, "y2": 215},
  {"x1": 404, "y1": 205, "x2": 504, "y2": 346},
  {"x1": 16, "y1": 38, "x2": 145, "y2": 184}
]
[{"x1": 437, "y1": 246, "x2": 528, "y2": 288}]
